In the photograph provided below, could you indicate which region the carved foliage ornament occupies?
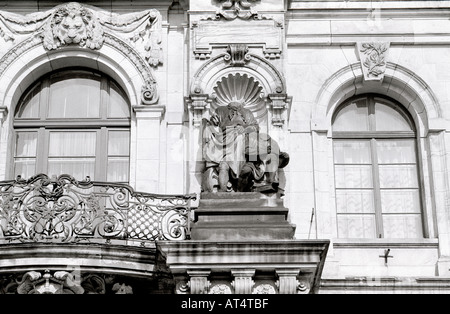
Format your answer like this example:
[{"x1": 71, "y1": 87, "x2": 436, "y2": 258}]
[
  {"x1": 216, "y1": 0, "x2": 259, "y2": 20},
  {"x1": 358, "y1": 42, "x2": 390, "y2": 81},
  {"x1": 1, "y1": 270, "x2": 133, "y2": 294}
]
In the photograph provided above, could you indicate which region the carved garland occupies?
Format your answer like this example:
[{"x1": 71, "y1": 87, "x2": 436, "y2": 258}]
[{"x1": 0, "y1": 2, "x2": 162, "y2": 105}]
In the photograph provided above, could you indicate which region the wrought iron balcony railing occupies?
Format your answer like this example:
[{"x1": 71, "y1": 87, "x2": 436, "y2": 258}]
[{"x1": 0, "y1": 174, "x2": 197, "y2": 244}]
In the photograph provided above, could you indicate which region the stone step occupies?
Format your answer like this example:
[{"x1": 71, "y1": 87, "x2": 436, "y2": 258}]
[
  {"x1": 200, "y1": 192, "x2": 272, "y2": 200},
  {"x1": 199, "y1": 198, "x2": 284, "y2": 208}
]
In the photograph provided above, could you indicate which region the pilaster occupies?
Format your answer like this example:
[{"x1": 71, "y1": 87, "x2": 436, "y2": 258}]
[{"x1": 133, "y1": 105, "x2": 166, "y2": 193}]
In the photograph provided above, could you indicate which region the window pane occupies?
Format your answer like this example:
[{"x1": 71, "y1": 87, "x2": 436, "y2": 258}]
[
  {"x1": 108, "y1": 82, "x2": 130, "y2": 118},
  {"x1": 336, "y1": 190, "x2": 375, "y2": 214},
  {"x1": 48, "y1": 158, "x2": 95, "y2": 180},
  {"x1": 107, "y1": 157, "x2": 129, "y2": 182},
  {"x1": 337, "y1": 215, "x2": 377, "y2": 238},
  {"x1": 14, "y1": 158, "x2": 35, "y2": 179},
  {"x1": 48, "y1": 77, "x2": 101, "y2": 118},
  {"x1": 16, "y1": 132, "x2": 37, "y2": 157},
  {"x1": 375, "y1": 102, "x2": 413, "y2": 131},
  {"x1": 49, "y1": 132, "x2": 96, "y2": 157},
  {"x1": 381, "y1": 189, "x2": 421, "y2": 214},
  {"x1": 333, "y1": 99, "x2": 369, "y2": 132},
  {"x1": 334, "y1": 140, "x2": 371, "y2": 164},
  {"x1": 379, "y1": 165, "x2": 419, "y2": 188},
  {"x1": 383, "y1": 214, "x2": 423, "y2": 238},
  {"x1": 377, "y1": 139, "x2": 417, "y2": 164},
  {"x1": 108, "y1": 131, "x2": 130, "y2": 156},
  {"x1": 335, "y1": 165, "x2": 373, "y2": 189},
  {"x1": 17, "y1": 84, "x2": 41, "y2": 118}
]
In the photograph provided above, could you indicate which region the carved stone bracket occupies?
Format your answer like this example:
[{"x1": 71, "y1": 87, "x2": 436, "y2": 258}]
[
  {"x1": 186, "y1": 94, "x2": 212, "y2": 127},
  {"x1": 231, "y1": 269, "x2": 255, "y2": 294},
  {"x1": 224, "y1": 44, "x2": 251, "y2": 66},
  {"x1": 187, "y1": 270, "x2": 211, "y2": 294},
  {"x1": 276, "y1": 269, "x2": 300, "y2": 294},
  {"x1": 267, "y1": 93, "x2": 292, "y2": 128},
  {"x1": 357, "y1": 42, "x2": 390, "y2": 81}
]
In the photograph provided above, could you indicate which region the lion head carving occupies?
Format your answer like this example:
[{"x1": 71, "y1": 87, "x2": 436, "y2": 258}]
[{"x1": 43, "y1": 2, "x2": 104, "y2": 50}]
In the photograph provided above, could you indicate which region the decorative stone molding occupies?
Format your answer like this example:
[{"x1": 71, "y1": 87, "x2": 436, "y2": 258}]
[
  {"x1": 1, "y1": 270, "x2": 134, "y2": 294},
  {"x1": 357, "y1": 42, "x2": 390, "y2": 81},
  {"x1": 0, "y1": 3, "x2": 162, "y2": 107},
  {"x1": 0, "y1": 2, "x2": 163, "y2": 68},
  {"x1": 192, "y1": 11, "x2": 282, "y2": 60},
  {"x1": 215, "y1": 0, "x2": 259, "y2": 20},
  {"x1": 187, "y1": 270, "x2": 211, "y2": 294},
  {"x1": 209, "y1": 283, "x2": 233, "y2": 294},
  {"x1": 252, "y1": 283, "x2": 277, "y2": 294}
]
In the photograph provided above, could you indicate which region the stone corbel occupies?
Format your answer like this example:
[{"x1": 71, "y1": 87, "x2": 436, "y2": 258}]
[
  {"x1": 276, "y1": 269, "x2": 300, "y2": 294},
  {"x1": 267, "y1": 93, "x2": 292, "y2": 128},
  {"x1": 231, "y1": 269, "x2": 255, "y2": 294},
  {"x1": 357, "y1": 42, "x2": 390, "y2": 82},
  {"x1": 186, "y1": 94, "x2": 212, "y2": 127},
  {"x1": 187, "y1": 270, "x2": 211, "y2": 294}
]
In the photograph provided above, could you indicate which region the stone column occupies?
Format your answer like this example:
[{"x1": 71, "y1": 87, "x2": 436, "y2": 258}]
[
  {"x1": 133, "y1": 105, "x2": 165, "y2": 193},
  {"x1": 276, "y1": 269, "x2": 300, "y2": 294},
  {"x1": 231, "y1": 269, "x2": 255, "y2": 294},
  {"x1": 187, "y1": 270, "x2": 211, "y2": 294}
]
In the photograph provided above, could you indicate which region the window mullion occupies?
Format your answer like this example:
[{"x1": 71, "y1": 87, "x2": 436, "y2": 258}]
[
  {"x1": 95, "y1": 127, "x2": 108, "y2": 181},
  {"x1": 39, "y1": 79, "x2": 50, "y2": 120},
  {"x1": 36, "y1": 127, "x2": 48, "y2": 175},
  {"x1": 370, "y1": 138, "x2": 384, "y2": 238}
]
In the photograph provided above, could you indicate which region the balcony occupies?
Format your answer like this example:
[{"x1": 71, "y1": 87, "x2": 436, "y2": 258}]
[{"x1": 0, "y1": 174, "x2": 196, "y2": 294}]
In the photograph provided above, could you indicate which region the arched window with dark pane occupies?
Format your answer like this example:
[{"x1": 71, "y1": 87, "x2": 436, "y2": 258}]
[
  {"x1": 332, "y1": 95, "x2": 424, "y2": 239},
  {"x1": 13, "y1": 69, "x2": 131, "y2": 183}
]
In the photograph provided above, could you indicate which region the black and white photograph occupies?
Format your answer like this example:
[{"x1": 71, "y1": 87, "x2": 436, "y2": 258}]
[{"x1": 0, "y1": 0, "x2": 447, "y2": 302}]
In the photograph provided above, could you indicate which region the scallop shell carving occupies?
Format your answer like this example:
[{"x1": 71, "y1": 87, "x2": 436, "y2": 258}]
[{"x1": 212, "y1": 73, "x2": 268, "y2": 127}]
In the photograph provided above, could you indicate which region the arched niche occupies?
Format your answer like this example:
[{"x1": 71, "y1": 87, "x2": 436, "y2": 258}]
[{"x1": 187, "y1": 52, "x2": 291, "y2": 131}]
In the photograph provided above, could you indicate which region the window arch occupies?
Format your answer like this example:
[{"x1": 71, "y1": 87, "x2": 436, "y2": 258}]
[
  {"x1": 332, "y1": 94, "x2": 423, "y2": 239},
  {"x1": 13, "y1": 68, "x2": 131, "y2": 183}
]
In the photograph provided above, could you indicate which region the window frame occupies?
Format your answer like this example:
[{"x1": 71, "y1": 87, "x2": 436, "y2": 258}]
[
  {"x1": 11, "y1": 68, "x2": 131, "y2": 183},
  {"x1": 332, "y1": 94, "x2": 426, "y2": 239}
]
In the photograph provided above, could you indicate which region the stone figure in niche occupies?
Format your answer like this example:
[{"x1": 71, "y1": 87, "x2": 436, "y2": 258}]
[{"x1": 202, "y1": 101, "x2": 289, "y2": 193}]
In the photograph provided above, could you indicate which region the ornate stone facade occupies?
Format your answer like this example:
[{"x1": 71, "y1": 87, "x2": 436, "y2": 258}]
[{"x1": 0, "y1": 0, "x2": 448, "y2": 295}]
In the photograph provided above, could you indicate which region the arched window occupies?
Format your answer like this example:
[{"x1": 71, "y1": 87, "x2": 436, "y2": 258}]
[
  {"x1": 13, "y1": 69, "x2": 131, "y2": 183},
  {"x1": 332, "y1": 95, "x2": 423, "y2": 239}
]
